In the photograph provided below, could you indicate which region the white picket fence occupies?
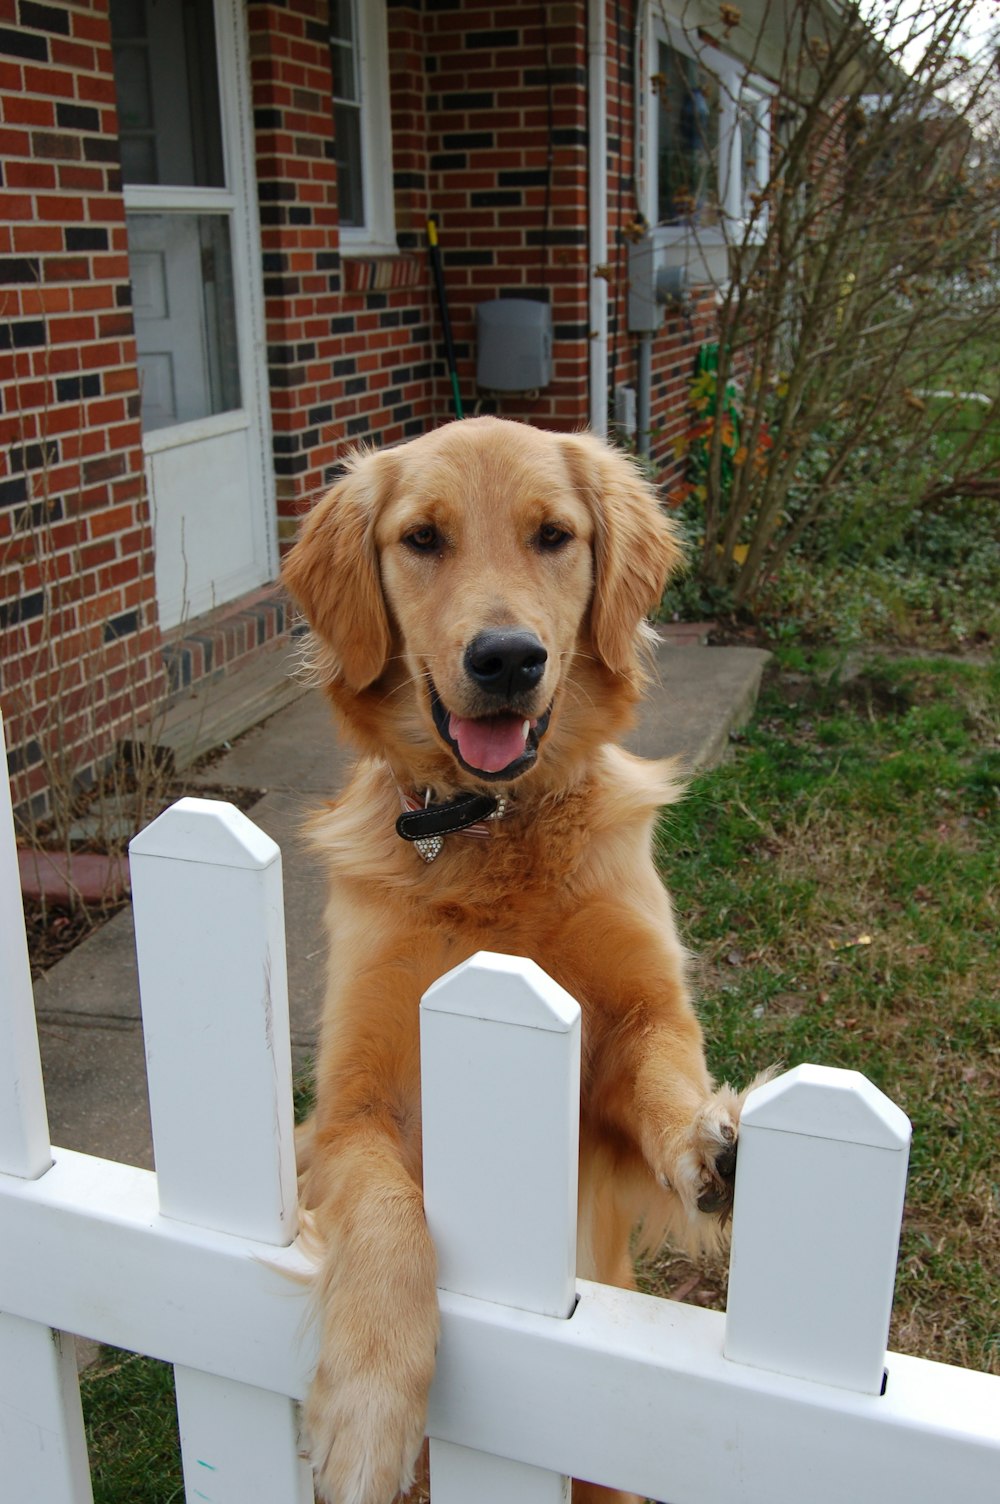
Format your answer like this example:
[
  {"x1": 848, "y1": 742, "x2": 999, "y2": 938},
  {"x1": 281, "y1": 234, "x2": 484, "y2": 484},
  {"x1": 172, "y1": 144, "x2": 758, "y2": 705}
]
[{"x1": 2, "y1": 714, "x2": 999, "y2": 1503}]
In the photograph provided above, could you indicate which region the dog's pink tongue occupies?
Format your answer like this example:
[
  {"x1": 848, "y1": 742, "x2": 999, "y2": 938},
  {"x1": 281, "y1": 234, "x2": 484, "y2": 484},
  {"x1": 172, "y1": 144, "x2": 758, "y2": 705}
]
[{"x1": 448, "y1": 713, "x2": 528, "y2": 773}]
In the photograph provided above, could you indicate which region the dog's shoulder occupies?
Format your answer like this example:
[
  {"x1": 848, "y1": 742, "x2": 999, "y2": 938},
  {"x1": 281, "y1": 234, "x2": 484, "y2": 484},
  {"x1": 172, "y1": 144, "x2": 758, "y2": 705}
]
[
  {"x1": 587, "y1": 744, "x2": 685, "y2": 828},
  {"x1": 305, "y1": 758, "x2": 408, "y2": 879}
]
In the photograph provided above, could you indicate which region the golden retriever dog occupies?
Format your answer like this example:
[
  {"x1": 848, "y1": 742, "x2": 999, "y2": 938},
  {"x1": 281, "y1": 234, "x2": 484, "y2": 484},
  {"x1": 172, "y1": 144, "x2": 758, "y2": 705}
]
[{"x1": 284, "y1": 416, "x2": 757, "y2": 1504}]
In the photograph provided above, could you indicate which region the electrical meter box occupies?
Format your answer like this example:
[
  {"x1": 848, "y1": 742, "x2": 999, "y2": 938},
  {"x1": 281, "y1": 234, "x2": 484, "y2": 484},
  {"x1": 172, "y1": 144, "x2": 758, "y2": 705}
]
[{"x1": 476, "y1": 298, "x2": 552, "y2": 392}]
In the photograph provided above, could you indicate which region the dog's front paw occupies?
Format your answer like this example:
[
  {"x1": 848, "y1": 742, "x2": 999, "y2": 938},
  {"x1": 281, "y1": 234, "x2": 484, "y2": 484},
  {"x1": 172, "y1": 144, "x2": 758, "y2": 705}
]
[
  {"x1": 306, "y1": 1360, "x2": 429, "y2": 1504},
  {"x1": 677, "y1": 1085, "x2": 743, "y2": 1218},
  {"x1": 660, "y1": 1071, "x2": 777, "y2": 1220}
]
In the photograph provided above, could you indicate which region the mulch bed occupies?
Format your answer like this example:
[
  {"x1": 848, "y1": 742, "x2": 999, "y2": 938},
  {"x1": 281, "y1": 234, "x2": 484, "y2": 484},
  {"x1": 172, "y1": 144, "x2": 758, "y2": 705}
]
[{"x1": 18, "y1": 782, "x2": 264, "y2": 978}]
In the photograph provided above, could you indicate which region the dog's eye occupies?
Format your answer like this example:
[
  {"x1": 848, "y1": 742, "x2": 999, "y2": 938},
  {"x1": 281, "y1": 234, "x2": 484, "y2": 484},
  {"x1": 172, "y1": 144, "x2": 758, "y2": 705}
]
[
  {"x1": 536, "y1": 523, "x2": 571, "y2": 551},
  {"x1": 404, "y1": 525, "x2": 442, "y2": 553}
]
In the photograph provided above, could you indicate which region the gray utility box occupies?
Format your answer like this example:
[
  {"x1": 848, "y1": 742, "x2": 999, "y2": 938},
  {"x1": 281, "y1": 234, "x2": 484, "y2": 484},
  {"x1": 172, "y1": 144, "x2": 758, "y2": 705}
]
[
  {"x1": 627, "y1": 227, "x2": 733, "y2": 332},
  {"x1": 476, "y1": 298, "x2": 553, "y2": 392}
]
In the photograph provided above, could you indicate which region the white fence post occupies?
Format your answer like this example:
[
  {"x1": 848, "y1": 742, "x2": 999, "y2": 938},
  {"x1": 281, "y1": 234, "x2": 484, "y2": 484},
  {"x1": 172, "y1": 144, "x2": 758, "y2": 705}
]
[
  {"x1": 724, "y1": 1063, "x2": 912, "y2": 1392},
  {"x1": 0, "y1": 711, "x2": 93, "y2": 1503},
  {"x1": 0, "y1": 710, "x2": 51, "y2": 1180},
  {"x1": 129, "y1": 798, "x2": 311, "y2": 1503},
  {"x1": 421, "y1": 951, "x2": 580, "y2": 1503},
  {"x1": 0, "y1": 1313, "x2": 93, "y2": 1504}
]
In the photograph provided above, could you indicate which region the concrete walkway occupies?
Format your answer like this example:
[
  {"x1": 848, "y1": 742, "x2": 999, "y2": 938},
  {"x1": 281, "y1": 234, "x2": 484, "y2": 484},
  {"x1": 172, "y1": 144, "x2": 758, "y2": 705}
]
[{"x1": 30, "y1": 640, "x2": 770, "y2": 1172}]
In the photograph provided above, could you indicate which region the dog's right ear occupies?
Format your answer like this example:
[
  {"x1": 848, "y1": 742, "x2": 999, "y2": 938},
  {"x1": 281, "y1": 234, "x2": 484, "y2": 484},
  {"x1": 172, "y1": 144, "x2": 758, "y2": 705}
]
[
  {"x1": 560, "y1": 432, "x2": 682, "y2": 685},
  {"x1": 282, "y1": 450, "x2": 397, "y2": 690}
]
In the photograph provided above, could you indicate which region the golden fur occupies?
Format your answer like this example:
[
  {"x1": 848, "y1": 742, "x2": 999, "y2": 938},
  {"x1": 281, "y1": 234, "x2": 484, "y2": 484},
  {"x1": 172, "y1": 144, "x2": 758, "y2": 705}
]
[{"x1": 284, "y1": 417, "x2": 756, "y2": 1504}]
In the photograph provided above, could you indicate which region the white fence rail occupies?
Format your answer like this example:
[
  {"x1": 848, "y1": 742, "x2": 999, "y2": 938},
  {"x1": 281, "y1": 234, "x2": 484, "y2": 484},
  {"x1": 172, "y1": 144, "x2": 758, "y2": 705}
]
[{"x1": 2, "y1": 731, "x2": 999, "y2": 1502}]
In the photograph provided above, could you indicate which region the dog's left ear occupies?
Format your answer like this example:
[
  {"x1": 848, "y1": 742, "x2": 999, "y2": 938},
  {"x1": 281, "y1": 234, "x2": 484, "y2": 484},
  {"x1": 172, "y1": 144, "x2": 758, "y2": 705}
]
[
  {"x1": 561, "y1": 433, "x2": 683, "y2": 680},
  {"x1": 282, "y1": 448, "x2": 398, "y2": 690}
]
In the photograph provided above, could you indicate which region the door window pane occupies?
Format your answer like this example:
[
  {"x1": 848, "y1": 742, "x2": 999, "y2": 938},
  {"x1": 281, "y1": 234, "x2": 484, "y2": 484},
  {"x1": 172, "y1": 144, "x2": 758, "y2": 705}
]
[
  {"x1": 111, "y1": 0, "x2": 225, "y2": 188},
  {"x1": 128, "y1": 214, "x2": 241, "y2": 432}
]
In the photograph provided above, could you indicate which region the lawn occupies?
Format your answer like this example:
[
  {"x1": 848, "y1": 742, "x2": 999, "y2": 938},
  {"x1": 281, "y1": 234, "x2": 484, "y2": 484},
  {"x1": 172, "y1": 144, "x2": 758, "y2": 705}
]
[
  {"x1": 79, "y1": 649, "x2": 999, "y2": 1492},
  {"x1": 644, "y1": 650, "x2": 999, "y2": 1376}
]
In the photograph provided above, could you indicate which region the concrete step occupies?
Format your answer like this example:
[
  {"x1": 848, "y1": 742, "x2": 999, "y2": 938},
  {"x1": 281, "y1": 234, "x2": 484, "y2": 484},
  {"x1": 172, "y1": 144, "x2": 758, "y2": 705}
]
[
  {"x1": 627, "y1": 643, "x2": 772, "y2": 773},
  {"x1": 153, "y1": 639, "x2": 308, "y2": 773}
]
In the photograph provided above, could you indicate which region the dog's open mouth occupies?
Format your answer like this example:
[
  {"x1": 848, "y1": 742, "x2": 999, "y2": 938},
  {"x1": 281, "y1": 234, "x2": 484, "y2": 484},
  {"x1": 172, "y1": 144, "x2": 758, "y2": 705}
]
[{"x1": 429, "y1": 681, "x2": 551, "y2": 780}]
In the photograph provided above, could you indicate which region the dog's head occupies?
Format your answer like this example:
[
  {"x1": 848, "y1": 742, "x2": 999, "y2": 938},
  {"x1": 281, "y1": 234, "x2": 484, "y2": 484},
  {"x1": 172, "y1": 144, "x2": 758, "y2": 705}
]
[{"x1": 283, "y1": 418, "x2": 681, "y2": 788}]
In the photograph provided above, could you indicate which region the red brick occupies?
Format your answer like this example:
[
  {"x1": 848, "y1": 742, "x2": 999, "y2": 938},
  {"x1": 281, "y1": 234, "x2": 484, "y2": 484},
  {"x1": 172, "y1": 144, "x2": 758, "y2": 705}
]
[
  {"x1": 42, "y1": 254, "x2": 90, "y2": 281},
  {"x1": 57, "y1": 163, "x2": 106, "y2": 192},
  {"x1": 98, "y1": 311, "x2": 134, "y2": 340},
  {"x1": 0, "y1": 191, "x2": 34, "y2": 219},
  {"x1": 50, "y1": 38, "x2": 97, "y2": 72},
  {"x1": 22, "y1": 66, "x2": 76, "y2": 99},
  {"x1": 71, "y1": 284, "x2": 116, "y2": 311},
  {"x1": 49, "y1": 314, "x2": 97, "y2": 344},
  {"x1": 74, "y1": 72, "x2": 117, "y2": 105},
  {"x1": 5, "y1": 159, "x2": 58, "y2": 190},
  {"x1": 71, "y1": 11, "x2": 111, "y2": 45},
  {"x1": 103, "y1": 368, "x2": 138, "y2": 395},
  {"x1": 13, "y1": 224, "x2": 64, "y2": 253},
  {"x1": 0, "y1": 124, "x2": 30, "y2": 155},
  {"x1": 3, "y1": 95, "x2": 54, "y2": 126}
]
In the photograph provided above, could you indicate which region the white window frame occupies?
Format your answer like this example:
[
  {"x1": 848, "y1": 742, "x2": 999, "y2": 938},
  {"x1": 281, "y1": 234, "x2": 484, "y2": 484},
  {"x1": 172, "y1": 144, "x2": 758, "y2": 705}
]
[
  {"x1": 335, "y1": 0, "x2": 396, "y2": 257},
  {"x1": 644, "y1": 11, "x2": 773, "y2": 248}
]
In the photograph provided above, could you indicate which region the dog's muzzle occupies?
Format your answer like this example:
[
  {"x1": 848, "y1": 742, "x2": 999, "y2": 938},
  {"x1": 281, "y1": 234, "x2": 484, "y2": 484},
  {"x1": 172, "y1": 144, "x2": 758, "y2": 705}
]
[{"x1": 428, "y1": 628, "x2": 552, "y2": 780}]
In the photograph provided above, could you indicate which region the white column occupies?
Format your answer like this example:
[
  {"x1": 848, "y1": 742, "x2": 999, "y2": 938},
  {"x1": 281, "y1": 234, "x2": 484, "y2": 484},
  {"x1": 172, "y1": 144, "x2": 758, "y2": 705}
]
[
  {"x1": 421, "y1": 951, "x2": 580, "y2": 1502},
  {"x1": 130, "y1": 798, "x2": 310, "y2": 1502},
  {"x1": 724, "y1": 1064, "x2": 911, "y2": 1393}
]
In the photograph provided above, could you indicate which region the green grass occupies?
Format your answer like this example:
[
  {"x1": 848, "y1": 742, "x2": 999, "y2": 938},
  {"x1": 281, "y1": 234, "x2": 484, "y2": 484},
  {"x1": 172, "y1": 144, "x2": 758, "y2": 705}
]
[
  {"x1": 645, "y1": 651, "x2": 999, "y2": 1373},
  {"x1": 78, "y1": 1062, "x2": 317, "y2": 1496},
  {"x1": 79, "y1": 655, "x2": 998, "y2": 1491},
  {"x1": 81, "y1": 1350, "x2": 182, "y2": 1503}
]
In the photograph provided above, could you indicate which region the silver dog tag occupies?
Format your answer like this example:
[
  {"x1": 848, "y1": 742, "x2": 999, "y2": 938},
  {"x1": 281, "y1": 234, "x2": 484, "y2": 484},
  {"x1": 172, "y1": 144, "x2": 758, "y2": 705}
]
[{"x1": 414, "y1": 835, "x2": 444, "y2": 863}]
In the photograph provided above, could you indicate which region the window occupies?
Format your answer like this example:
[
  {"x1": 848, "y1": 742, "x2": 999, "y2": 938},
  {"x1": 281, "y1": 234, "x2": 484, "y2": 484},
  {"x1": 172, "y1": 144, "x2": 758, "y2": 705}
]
[
  {"x1": 649, "y1": 18, "x2": 772, "y2": 244},
  {"x1": 111, "y1": 0, "x2": 243, "y2": 432},
  {"x1": 736, "y1": 87, "x2": 772, "y2": 224},
  {"x1": 330, "y1": 0, "x2": 395, "y2": 254},
  {"x1": 655, "y1": 41, "x2": 722, "y2": 227}
]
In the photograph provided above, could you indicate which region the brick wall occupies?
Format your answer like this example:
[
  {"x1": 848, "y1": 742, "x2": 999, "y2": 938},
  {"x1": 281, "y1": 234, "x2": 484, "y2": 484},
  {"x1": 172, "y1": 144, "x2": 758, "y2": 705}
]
[
  {"x1": 0, "y1": 2, "x2": 161, "y2": 815},
  {"x1": 249, "y1": 0, "x2": 439, "y2": 554},
  {"x1": 248, "y1": 0, "x2": 601, "y2": 553},
  {"x1": 420, "y1": 0, "x2": 591, "y2": 432},
  {"x1": 243, "y1": 0, "x2": 730, "y2": 534}
]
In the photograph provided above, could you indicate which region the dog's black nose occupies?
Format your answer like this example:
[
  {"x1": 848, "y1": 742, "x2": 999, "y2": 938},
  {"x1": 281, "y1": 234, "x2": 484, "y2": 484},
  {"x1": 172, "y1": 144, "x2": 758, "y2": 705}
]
[{"x1": 465, "y1": 629, "x2": 547, "y2": 699}]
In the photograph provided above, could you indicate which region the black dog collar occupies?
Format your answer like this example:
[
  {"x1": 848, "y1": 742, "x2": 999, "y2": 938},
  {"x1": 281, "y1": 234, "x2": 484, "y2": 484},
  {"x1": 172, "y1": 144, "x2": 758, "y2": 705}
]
[{"x1": 396, "y1": 790, "x2": 507, "y2": 862}]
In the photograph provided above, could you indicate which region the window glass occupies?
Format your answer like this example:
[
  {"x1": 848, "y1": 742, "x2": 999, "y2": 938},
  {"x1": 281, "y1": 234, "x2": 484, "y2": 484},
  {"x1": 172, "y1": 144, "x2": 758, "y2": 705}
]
[
  {"x1": 334, "y1": 104, "x2": 365, "y2": 226},
  {"x1": 656, "y1": 40, "x2": 721, "y2": 227},
  {"x1": 127, "y1": 214, "x2": 241, "y2": 431},
  {"x1": 110, "y1": 0, "x2": 225, "y2": 188},
  {"x1": 330, "y1": 0, "x2": 364, "y2": 228}
]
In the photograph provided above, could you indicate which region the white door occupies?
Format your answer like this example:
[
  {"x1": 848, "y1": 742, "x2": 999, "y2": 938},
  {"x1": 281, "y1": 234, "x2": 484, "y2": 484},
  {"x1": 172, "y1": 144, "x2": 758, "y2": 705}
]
[{"x1": 112, "y1": 0, "x2": 274, "y2": 630}]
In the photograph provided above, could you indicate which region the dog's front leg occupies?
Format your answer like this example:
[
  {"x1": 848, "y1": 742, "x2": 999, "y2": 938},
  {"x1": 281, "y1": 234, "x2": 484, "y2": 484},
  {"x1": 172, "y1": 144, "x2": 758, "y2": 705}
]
[
  {"x1": 562, "y1": 902, "x2": 752, "y2": 1226},
  {"x1": 595, "y1": 1002, "x2": 748, "y2": 1221},
  {"x1": 304, "y1": 1119, "x2": 438, "y2": 1504}
]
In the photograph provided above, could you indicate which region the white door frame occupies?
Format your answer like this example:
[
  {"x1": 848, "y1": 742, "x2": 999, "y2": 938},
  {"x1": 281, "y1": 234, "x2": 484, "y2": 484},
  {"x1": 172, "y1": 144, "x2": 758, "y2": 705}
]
[{"x1": 123, "y1": 0, "x2": 275, "y2": 629}]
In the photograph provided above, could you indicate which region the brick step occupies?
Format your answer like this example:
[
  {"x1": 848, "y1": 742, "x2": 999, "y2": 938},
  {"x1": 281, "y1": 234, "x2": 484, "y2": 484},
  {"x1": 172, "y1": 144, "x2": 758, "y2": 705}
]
[{"x1": 153, "y1": 640, "x2": 308, "y2": 773}]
